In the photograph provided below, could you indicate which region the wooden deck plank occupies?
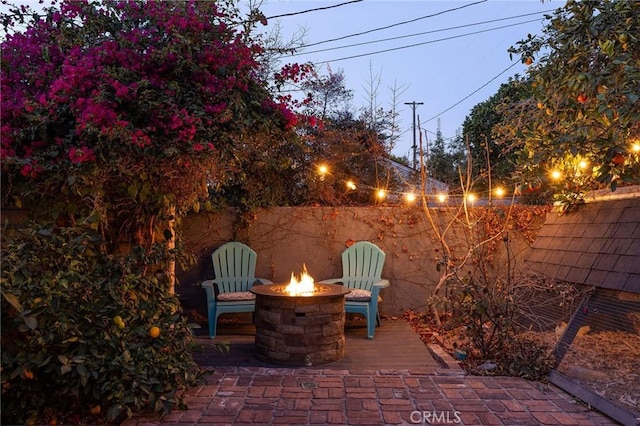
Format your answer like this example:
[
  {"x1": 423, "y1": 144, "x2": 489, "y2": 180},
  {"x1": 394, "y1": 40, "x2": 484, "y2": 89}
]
[{"x1": 191, "y1": 318, "x2": 444, "y2": 370}]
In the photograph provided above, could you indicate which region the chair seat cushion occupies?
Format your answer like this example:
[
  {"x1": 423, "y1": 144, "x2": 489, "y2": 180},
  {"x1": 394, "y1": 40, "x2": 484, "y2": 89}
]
[
  {"x1": 345, "y1": 289, "x2": 371, "y2": 302},
  {"x1": 217, "y1": 291, "x2": 256, "y2": 302}
]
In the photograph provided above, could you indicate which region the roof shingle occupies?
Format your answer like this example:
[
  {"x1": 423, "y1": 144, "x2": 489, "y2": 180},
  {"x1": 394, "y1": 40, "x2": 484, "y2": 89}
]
[{"x1": 525, "y1": 190, "x2": 640, "y2": 294}]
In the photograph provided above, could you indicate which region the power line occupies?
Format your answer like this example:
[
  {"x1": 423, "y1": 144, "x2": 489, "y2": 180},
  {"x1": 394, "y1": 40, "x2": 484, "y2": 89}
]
[
  {"x1": 301, "y1": 0, "x2": 487, "y2": 49},
  {"x1": 289, "y1": 10, "x2": 553, "y2": 57},
  {"x1": 315, "y1": 19, "x2": 540, "y2": 64},
  {"x1": 264, "y1": 0, "x2": 363, "y2": 20},
  {"x1": 424, "y1": 61, "x2": 520, "y2": 124}
]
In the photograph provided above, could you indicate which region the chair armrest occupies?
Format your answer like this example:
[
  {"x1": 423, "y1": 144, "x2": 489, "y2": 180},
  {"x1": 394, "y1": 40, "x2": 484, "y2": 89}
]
[
  {"x1": 255, "y1": 278, "x2": 273, "y2": 285},
  {"x1": 371, "y1": 279, "x2": 390, "y2": 298},
  {"x1": 317, "y1": 278, "x2": 343, "y2": 285},
  {"x1": 201, "y1": 279, "x2": 216, "y2": 301},
  {"x1": 372, "y1": 279, "x2": 390, "y2": 289}
]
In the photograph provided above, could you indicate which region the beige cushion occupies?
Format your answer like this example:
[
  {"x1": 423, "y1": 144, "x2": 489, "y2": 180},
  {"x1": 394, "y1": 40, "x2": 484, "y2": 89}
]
[
  {"x1": 217, "y1": 291, "x2": 256, "y2": 302},
  {"x1": 345, "y1": 289, "x2": 372, "y2": 302}
]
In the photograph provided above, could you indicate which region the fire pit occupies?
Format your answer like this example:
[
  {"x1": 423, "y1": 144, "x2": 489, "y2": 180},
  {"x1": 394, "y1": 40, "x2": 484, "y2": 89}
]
[{"x1": 250, "y1": 268, "x2": 350, "y2": 366}]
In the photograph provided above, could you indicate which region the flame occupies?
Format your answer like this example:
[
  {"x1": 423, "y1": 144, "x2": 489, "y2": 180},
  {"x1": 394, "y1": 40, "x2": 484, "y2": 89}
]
[{"x1": 286, "y1": 264, "x2": 315, "y2": 296}]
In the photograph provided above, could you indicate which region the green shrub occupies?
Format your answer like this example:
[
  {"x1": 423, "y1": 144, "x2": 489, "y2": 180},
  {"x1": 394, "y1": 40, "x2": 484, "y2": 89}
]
[
  {"x1": 1, "y1": 222, "x2": 203, "y2": 425},
  {"x1": 502, "y1": 335, "x2": 555, "y2": 381},
  {"x1": 429, "y1": 278, "x2": 556, "y2": 381},
  {"x1": 450, "y1": 279, "x2": 517, "y2": 360}
]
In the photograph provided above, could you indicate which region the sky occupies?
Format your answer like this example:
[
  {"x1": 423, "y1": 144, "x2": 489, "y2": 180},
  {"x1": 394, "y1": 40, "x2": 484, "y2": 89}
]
[{"x1": 257, "y1": 0, "x2": 558, "y2": 159}]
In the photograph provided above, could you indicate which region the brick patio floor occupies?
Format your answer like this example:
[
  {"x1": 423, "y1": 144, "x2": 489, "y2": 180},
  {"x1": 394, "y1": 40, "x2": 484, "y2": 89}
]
[
  {"x1": 122, "y1": 367, "x2": 618, "y2": 425},
  {"x1": 121, "y1": 319, "x2": 619, "y2": 425}
]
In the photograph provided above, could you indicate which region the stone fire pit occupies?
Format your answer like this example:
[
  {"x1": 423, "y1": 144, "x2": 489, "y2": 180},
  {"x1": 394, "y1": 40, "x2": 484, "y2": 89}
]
[{"x1": 250, "y1": 283, "x2": 350, "y2": 366}]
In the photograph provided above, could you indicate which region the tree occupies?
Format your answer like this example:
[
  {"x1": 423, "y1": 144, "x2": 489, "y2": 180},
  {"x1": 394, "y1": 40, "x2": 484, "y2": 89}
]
[
  {"x1": 462, "y1": 76, "x2": 532, "y2": 192},
  {"x1": 505, "y1": 0, "x2": 639, "y2": 203},
  {"x1": 296, "y1": 67, "x2": 407, "y2": 205},
  {"x1": 301, "y1": 67, "x2": 353, "y2": 121},
  {"x1": 427, "y1": 121, "x2": 463, "y2": 188}
]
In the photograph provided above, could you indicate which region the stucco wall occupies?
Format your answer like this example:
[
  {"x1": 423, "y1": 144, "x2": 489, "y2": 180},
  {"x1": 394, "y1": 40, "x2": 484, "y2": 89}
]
[{"x1": 178, "y1": 205, "x2": 537, "y2": 317}]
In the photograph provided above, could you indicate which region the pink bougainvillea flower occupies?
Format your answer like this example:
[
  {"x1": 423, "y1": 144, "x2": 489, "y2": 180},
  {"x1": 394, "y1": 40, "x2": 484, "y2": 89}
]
[
  {"x1": 68, "y1": 146, "x2": 96, "y2": 164},
  {"x1": 20, "y1": 164, "x2": 33, "y2": 177}
]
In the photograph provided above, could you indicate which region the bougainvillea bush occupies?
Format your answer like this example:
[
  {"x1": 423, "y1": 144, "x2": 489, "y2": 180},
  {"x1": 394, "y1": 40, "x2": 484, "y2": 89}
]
[
  {"x1": 1, "y1": 0, "x2": 307, "y2": 232},
  {"x1": 1, "y1": 0, "x2": 311, "y2": 423}
]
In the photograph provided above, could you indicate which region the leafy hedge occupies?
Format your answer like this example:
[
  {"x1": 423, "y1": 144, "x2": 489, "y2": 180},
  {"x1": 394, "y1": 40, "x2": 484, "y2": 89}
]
[{"x1": 1, "y1": 222, "x2": 203, "y2": 424}]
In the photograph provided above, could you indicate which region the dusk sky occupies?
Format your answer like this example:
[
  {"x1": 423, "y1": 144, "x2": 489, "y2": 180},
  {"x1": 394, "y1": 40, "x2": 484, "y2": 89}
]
[{"x1": 258, "y1": 0, "x2": 557, "y2": 158}]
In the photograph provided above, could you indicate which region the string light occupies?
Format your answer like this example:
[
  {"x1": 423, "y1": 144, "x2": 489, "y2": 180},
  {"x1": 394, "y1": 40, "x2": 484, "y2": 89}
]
[
  {"x1": 632, "y1": 142, "x2": 640, "y2": 153},
  {"x1": 578, "y1": 160, "x2": 588, "y2": 169},
  {"x1": 313, "y1": 159, "x2": 561, "y2": 205}
]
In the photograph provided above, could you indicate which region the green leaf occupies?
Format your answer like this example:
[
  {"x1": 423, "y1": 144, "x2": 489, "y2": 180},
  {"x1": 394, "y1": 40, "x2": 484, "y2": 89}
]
[
  {"x1": 76, "y1": 364, "x2": 87, "y2": 377},
  {"x1": 127, "y1": 184, "x2": 138, "y2": 199},
  {"x1": 107, "y1": 404, "x2": 122, "y2": 422}
]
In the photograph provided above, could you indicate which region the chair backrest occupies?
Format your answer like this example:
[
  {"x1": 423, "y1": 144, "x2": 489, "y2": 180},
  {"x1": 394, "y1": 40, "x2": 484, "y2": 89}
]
[
  {"x1": 340, "y1": 241, "x2": 386, "y2": 290},
  {"x1": 211, "y1": 242, "x2": 258, "y2": 293}
]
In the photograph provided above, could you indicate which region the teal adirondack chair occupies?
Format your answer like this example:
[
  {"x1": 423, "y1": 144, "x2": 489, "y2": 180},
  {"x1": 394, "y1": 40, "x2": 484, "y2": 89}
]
[
  {"x1": 201, "y1": 242, "x2": 272, "y2": 338},
  {"x1": 319, "y1": 241, "x2": 390, "y2": 339}
]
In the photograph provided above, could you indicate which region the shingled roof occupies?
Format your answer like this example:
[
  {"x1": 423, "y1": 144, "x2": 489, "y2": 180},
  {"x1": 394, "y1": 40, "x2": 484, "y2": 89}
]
[{"x1": 525, "y1": 186, "x2": 640, "y2": 294}]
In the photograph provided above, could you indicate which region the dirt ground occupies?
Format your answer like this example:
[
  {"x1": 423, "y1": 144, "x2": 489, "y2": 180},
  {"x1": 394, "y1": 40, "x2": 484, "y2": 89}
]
[
  {"x1": 403, "y1": 310, "x2": 640, "y2": 415},
  {"x1": 526, "y1": 330, "x2": 640, "y2": 415}
]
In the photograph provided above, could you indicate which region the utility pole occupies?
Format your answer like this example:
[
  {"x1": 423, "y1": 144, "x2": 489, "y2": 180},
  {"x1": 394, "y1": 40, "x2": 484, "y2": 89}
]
[{"x1": 404, "y1": 101, "x2": 423, "y2": 170}]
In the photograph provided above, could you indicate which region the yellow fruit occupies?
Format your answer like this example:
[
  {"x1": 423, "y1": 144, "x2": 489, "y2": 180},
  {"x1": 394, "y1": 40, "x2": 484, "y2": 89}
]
[
  {"x1": 116, "y1": 320, "x2": 125, "y2": 330},
  {"x1": 112, "y1": 316, "x2": 123, "y2": 325},
  {"x1": 148, "y1": 326, "x2": 161, "y2": 338}
]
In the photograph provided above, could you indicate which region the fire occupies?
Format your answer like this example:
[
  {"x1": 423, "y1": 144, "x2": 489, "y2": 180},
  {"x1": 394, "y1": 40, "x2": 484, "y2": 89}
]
[{"x1": 286, "y1": 265, "x2": 315, "y2": 296}]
